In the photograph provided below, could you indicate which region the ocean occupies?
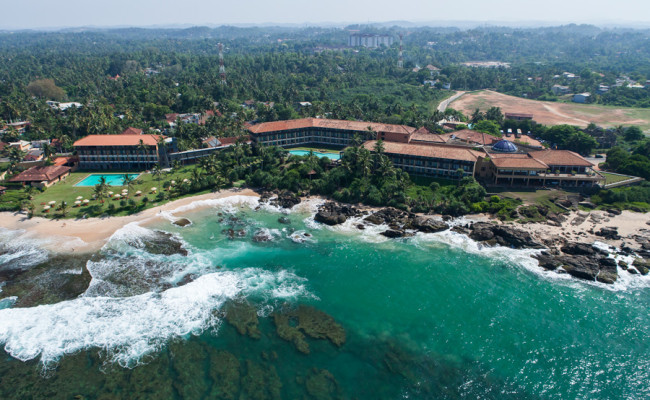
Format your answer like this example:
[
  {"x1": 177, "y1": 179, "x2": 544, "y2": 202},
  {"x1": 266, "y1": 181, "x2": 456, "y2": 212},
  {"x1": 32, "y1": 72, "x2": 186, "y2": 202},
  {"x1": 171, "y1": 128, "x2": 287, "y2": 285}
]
[{"x1": 0, "y1": 195, "x2": 648, "y2": 399}]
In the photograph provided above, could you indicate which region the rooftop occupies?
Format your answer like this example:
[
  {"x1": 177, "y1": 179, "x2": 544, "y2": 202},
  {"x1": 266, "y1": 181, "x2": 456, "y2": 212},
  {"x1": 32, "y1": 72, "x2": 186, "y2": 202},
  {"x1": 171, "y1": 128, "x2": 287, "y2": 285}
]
[
  {"x1": 529, "y1": 150, "x2": 594, "y2": 167},
  {"x1": 248, "y1": 118, "x2": 416, "y2": 136},
  {"x1": 73, "y1": 134, "x2": 164, "y2": 147},
  {"x1": 490, "y1": 154, "x2": 548, "y2": 170},
  {"x1": 120, "y1": 127, "x2": 143, "y2": 135},
  {"x1": 10, "y1": 165, "x2": 71, "y2": 183},
  {"x1": 451, "y1": 130, "x2": 500, "y2": 146},
  {"x1": 364, "y1": 141, "x2": 483, "y2": 163}
]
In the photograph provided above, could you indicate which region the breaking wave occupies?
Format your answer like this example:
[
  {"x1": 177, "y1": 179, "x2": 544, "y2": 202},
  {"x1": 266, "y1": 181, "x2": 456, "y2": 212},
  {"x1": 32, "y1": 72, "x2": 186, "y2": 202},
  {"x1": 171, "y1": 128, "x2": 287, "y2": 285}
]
[{"x1": 0, "y1": 268, "x2": 311, "y2": 367}]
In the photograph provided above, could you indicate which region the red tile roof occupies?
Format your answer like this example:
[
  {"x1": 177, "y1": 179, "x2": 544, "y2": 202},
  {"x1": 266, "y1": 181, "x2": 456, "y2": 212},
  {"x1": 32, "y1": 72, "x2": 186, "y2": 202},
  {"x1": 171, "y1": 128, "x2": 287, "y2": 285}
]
[
  {"x1": 248, "y1": 118, "x2": 416, "y2": 137},
  {"x1": 73, "y1": 134, "x2": 163, "y2": 147},
  {"x1": 410, "y1": 127, "x2": 447, "y2": 144},
  {"x1": 490, "y1": 154, "x2": 548, "y2": 169},
  {"x1": 451, "y1": 130, "x2": 500, "y2": 146},
  {"x1": 529, "y1": 150, "x2": 593, "y2": 167},
  {"x1": 53, "y1": 156, "x2": 77, "y2": 166},
  {"x1": 120, "y1": 127, "x2": 143, "y2": 135},
  {"x1": 165, "y1": 113, "x2": 179, "y2": 124},
  {"x1": 364, "y1": 141, "x2": 483, "y2": 163},
  {"x1": 218, "y1": 135, "x2": 250, "y2": 145},
  {"x1": 10, "y1": 165, "x2": 71, "y2": 183}
]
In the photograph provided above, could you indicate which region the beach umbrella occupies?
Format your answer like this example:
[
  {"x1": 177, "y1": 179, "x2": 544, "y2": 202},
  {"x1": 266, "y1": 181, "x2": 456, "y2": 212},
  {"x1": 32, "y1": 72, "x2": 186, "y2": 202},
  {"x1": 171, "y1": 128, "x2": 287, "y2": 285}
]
[
  {"x1": 114, "y1": 194, "x2": 121, "y2": 199},
  {"x1": 108, "y1": 191, "x2": 114, "y2": 197},
  {"x1": 150, "y1": 187, "x2": 157, "y2": 192},
  {"x1": 83, "y1": 199, "x2": 90, "y2": 204},
  {"x1": 43, "y1": 205, "x2": 51, "y2": 210},
  {"x1": 74, "y1": 200, "x2": 81, "y2": 206},
  {"x1": 76, "y1": 196, "x2": 83, "y2": 200},
  {"x1": 183, "y1": 178, "x2": 189, "y2": 183},
  {"x1": 136, "y1": 190, "x2": 142, "y2": 195},
  {"x1": 48, "y1": 201, "x2": 56, "y2": 205},
  {"x1": 171, "y1": 180, "x2": 176, "y2": 185}
]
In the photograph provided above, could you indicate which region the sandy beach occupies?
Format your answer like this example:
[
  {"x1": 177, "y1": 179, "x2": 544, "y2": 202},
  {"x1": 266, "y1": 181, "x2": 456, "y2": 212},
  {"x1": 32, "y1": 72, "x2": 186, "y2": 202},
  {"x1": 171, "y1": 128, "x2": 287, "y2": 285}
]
[
  {"x1": 0, "y1": 188, "x2": 260, "y2": 254},
  {"x1": 1, "y1": 189, "x2": 649, "y2": 255},
  {"x1": 515, "y1": 209, "x2": 650, "y2": 250}
]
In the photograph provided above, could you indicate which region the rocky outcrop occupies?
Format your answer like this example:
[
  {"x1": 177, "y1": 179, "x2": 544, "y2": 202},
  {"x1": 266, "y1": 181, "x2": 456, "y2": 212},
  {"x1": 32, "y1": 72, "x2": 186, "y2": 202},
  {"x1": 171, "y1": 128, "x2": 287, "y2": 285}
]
[
  {"x1": 534, "y1": 242, "x2": 619, "y2": 284},
  {"x1": 271, "y1": 191, "x2": 301, "y2": 209},
  {"x1": 314, "y1": 202, "x2": 360, "y2": 226},
  {"x1": 172, "y1": 218, "x2": 192, "y2": 227},
  {"x1": 468, "y1": 222, "x2": 544, "y2": 249},
  {"x1": 224, "y1": 300, "x2": 262, "y2": 339},
  {"x1": 412, "y1": 216, "x2": 449, "y2": 233},
  {"x1": 595, "y1": 227, "x2": 621, "y2": 240}
]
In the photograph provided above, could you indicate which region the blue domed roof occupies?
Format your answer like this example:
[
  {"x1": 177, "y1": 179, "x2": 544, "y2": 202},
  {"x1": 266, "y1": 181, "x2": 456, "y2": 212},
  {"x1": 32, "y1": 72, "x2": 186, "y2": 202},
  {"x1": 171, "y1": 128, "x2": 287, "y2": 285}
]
[{"x1": 492, "y1": 140, "x2": 518, "y2": 153}]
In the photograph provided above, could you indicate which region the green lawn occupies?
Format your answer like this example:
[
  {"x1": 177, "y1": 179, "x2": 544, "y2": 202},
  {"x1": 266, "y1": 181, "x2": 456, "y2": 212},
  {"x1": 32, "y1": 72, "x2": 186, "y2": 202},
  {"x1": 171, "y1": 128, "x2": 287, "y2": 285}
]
[
  {"x1": 600, "y1": 172, "x2": 635, "y2": 185},
  {"x1": 29, "y1": 166, "x2": 201, "y2": 218}
]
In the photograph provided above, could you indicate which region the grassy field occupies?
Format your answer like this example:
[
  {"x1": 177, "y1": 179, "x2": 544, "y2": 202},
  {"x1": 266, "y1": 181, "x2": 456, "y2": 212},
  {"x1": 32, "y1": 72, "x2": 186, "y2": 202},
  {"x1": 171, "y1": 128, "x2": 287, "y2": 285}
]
[
  {"x1": 600, "y1": 172, "x2": 635, "y2": 185},
  {"x1": 452, "y1": 90, "x2": 650, "y2": 131},
  {"x1": 28, "y1": 166, "x2": 201, "y2": 218}
]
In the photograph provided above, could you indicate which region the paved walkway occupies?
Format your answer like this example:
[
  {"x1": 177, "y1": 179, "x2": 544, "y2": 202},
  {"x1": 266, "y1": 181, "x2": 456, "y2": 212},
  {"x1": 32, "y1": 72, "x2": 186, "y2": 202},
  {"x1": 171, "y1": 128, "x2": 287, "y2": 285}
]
[{"x1": 437, "y1": 91, "x2": 466, "y2": 112}]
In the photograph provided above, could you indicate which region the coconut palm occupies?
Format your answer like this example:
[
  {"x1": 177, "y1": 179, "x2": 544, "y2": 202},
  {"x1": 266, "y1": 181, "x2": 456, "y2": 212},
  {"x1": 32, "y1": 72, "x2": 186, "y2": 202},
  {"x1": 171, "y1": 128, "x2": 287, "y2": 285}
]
[
  {"x1": 122, "y1": 174, "x2": 135, "y2": 196},
  {"x1": 94, "y1": 177, "x2": 108, "y2": 204},
  {"x1": 57, "y1": 200, "x2": 69, "y2": 217}
]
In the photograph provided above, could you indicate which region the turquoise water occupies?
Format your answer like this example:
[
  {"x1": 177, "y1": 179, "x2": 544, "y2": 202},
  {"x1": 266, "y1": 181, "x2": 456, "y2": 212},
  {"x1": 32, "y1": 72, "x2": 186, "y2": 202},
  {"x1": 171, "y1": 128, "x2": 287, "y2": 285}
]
[
  {"x1": 289, "y1": 149, "x2": 341, "y2": 160},
  {"x1": 75, "y1": 173, "x2": 140, "y2": 187},
  {"x1": 0, "y1": 196, "x2": 648, "y2": 399}
]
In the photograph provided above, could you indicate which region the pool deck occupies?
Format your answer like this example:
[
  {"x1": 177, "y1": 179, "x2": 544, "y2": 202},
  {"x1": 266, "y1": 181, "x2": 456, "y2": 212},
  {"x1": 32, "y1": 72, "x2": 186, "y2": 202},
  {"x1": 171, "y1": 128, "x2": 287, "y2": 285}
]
[{"x1": 75, "y1": 173, "x2": 142, "y2": 187}]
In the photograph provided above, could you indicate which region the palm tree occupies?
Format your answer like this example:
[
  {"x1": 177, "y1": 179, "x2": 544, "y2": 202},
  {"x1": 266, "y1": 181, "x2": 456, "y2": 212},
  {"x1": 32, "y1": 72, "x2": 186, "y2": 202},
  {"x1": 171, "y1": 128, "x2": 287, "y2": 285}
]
[
  {"x1": 94, "y1": 177, "x2": 108, "y2": 204},
  {"x1": 152, "y1": 165, "x2": 163, "y2": 181},
  {"x1": 122, "y1": 174, "x2": 135, "y2": 196},
  {"x1": 57, "y1": 201, "x2": 69, "y2": 217},
  {"x1": 24, "y1": 185, "x2": 36, "y2": 200},
  {"x1": 138, "y1": 139, "x2": 148, "y2": 168},
  {"x1": 41, "y1": 143, "x2": 53, "y2": 162},
  {"x1": 156, "y1": 136, "x2": 168, "y2": 168}
]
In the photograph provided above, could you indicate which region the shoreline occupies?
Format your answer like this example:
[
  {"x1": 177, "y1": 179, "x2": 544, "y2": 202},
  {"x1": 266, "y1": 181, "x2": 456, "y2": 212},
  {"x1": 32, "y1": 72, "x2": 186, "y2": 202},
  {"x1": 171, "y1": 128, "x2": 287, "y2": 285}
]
[
  {"x1": 0, "y1": 188, "x2": 261, "y2": 254},
  {"x1": 1, "y1": 188, "x2": 649, "y2": 256}
]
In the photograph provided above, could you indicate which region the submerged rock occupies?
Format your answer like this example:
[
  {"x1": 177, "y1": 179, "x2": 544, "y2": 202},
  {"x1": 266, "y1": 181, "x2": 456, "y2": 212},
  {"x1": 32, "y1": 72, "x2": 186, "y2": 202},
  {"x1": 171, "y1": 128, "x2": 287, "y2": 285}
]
[
  {"x1": 278, "y1": 216, "x2": 291, "y2": 224},
  {"x1": 0, "y1": 254, "x2": 93, "y2": 308},
  {"x1": 303, "y1": 368, "x2": 342, "y2": 400},
  {"x1": 172, "y1": 217, "x2": 192, "y2": 227},
  {"x1": 272, "y1": 305, "x2": 346, "y2": 354},
  {"x1": 253, "y1": 229, "x2": 275, "y2": 242},
  {"x1": 225, "y1": 300, "x2": 262, "y2": 339},
  {"x1": 241, "y1": 360, "x2": 282, "y2": 400},
  {"x1": 128, "y1": 230, "x2": 188, "y2": 256}
]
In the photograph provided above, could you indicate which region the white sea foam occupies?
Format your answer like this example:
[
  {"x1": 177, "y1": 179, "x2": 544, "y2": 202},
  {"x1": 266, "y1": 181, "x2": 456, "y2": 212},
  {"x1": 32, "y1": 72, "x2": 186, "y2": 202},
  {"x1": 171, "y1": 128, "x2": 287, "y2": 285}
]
[
  {"x1": 0, "y1": 228, "x2": 50, "y2": 270},
  {"x1": 0, "y1": 268, "x2": 311, "y2": 366}
]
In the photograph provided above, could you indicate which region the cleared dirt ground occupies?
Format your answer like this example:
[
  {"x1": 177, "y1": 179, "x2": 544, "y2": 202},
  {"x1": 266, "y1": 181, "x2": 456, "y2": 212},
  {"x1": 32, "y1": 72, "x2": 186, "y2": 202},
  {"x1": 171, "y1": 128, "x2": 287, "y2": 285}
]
[{"x1": 451, "y1": 90, "x2": 650, "y2": 130}]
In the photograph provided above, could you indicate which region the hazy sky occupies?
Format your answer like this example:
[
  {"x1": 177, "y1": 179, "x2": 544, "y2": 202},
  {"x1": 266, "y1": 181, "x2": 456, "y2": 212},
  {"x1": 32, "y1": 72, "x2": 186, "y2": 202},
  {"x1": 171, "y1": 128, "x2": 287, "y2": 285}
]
[{"x1": 2, "y1": 0, "x2": 649, "y2": 29}]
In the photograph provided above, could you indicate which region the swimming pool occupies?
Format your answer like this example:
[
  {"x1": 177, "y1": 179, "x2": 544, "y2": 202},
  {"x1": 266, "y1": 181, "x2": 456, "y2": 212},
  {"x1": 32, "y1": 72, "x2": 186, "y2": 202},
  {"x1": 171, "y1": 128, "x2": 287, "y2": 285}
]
[
  {"x1": 75, "y1": 174, "x2": 140, "y2": 187},
  {"x1": 288, "y1": 150, "x2": 341, "y2": 160}
]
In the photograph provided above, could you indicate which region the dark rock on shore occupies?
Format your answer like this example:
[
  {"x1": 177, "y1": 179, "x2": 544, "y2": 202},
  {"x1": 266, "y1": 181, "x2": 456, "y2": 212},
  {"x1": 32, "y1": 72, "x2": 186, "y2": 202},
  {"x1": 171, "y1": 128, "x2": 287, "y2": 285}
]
[
  {"x1": 314, "y1": 202, "x2": 360, "y2": 225},
  {"x1": 595, "y1": 227, "x2": 621, "y2": 240},
  {"x1": 380, "y1": 229, "x2": 407, "y2": 238},
  {"x1": 534, "y1": 242, "x2": 620, "y2": 284},
  {"x1": 271, "y1": 191, "x2": 301, "y2": 209},
  {"x1": 412, "y1": 216, "x2": 449, "y2": 233},
  {"x1": 172, "y1": 218, "x2": 192, "y2": 227},
  {"x1": 468, "y1": 222, "x2": 544, "y2": 249}
]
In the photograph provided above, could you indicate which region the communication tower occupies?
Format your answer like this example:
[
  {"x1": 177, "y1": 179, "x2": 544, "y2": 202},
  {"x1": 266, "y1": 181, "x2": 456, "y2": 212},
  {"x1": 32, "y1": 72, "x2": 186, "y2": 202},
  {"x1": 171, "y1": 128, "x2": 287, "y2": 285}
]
[{"x1": 218, "y1": 43, "x2": 226, "y2": 85}]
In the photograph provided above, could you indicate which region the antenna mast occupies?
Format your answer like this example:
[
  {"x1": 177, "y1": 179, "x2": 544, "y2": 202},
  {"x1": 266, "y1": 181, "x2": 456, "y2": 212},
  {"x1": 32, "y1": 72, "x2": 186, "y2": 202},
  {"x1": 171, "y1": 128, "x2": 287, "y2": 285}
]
[
  {"x1": 218, "y1": 43, "x2": 227, "y2": 85},
  {"x1": 398, "y1": 33, "x2": 404, "y2": 69}
]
